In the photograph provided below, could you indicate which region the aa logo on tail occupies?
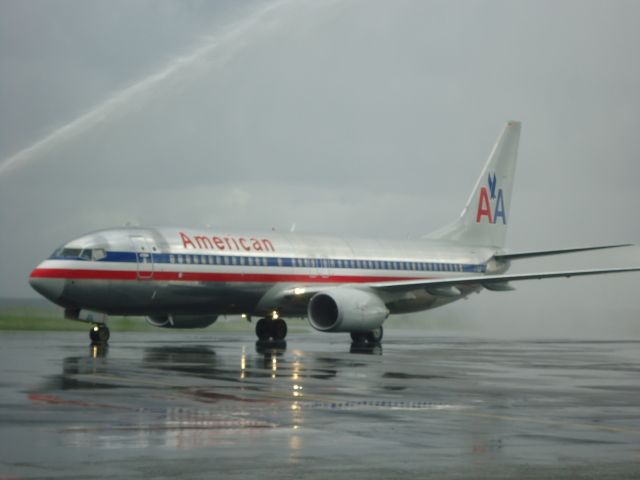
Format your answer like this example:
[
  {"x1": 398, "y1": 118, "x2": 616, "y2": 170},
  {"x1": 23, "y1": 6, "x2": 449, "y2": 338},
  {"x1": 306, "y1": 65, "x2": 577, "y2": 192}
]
[{"x1": 476, "y1": 172, "x2": 507, "y2": 224}]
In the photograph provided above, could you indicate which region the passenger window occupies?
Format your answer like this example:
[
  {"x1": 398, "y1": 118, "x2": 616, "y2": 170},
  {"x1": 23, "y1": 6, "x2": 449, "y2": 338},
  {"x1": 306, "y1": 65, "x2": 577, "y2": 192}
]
[{"x1": 170, "y1": 255, "x2": 175, "y2": 264}]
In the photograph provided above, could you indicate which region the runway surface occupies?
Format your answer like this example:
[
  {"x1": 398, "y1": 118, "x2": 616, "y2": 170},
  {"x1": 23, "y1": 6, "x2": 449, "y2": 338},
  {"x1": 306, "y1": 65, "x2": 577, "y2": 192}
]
[{"x1": 1, "y1": 330, "x2": 640, "y2": 479}]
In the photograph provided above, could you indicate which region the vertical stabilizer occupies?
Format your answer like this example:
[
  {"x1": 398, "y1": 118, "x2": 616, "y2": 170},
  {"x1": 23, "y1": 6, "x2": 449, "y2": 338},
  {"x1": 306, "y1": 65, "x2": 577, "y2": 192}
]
[{"x1": 427, "y1": 121, "x2": 521, "y2": 248}]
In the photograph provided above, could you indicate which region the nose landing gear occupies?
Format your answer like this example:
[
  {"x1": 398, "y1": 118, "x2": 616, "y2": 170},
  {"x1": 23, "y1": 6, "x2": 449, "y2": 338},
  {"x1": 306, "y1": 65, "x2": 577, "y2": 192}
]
[
  {"x1": 255, "y1": 317, "x2": 288, "y2": 342},
  {"x1": 89, "y1": 324, "x2": 110, "y2": 344}
]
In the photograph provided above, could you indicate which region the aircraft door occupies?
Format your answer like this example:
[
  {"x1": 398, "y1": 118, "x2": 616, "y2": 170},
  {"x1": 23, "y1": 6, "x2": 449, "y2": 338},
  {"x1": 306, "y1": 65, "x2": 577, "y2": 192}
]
[
  {"x1": 316, "y1": 255, "x2": 330, "y2": 278},
  {"x1": 130, "y1": 235, "x2": 154, "y2": 279}
]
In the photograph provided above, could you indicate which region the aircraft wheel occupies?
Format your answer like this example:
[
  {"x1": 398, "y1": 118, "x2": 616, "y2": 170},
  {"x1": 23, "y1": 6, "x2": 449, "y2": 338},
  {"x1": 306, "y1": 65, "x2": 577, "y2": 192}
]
[
  {"x1": 366, "y1": 326, "x2": 383, "y2": 344},
  {"x1": 90, "y1": 324, "x2": 110, "y2": 343},
  {"x1": 255, "y1": 318, "x2": 271, "y2": 340},
  {"x1": 271, "y1": 319, "x2": 288, "y2": 340},
  {"x1": 350, "y1": 332, "x2": 367, "y2": 344}
]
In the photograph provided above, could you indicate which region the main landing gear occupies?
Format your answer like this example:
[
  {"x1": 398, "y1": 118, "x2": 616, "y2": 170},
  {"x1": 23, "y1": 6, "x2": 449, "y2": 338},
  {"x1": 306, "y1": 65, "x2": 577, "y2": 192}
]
[
  {"x1": 350, "y1": 326, "x2": 383, "y2": 345},
  {"x1": 89, "y1": 324, "x2": 110, "y2": 344},
  {"x1": 349, "y1": 326, "x2": 383, "y2": 354},
  {"x1": 255, "y1": 317, "x2": 288, "y2": 342}
]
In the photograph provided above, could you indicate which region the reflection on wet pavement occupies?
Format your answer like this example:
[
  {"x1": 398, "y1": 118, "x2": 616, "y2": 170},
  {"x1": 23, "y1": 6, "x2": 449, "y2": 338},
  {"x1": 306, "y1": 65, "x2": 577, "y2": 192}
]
[{"x1": 1, "y1": 332, "x2": 640, "y2": 478}]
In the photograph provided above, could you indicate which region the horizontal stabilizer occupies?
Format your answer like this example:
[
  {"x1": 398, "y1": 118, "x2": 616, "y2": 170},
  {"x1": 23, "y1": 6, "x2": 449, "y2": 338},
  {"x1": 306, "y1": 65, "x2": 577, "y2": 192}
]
[{"x1": 495, "y1": 244, "x2": 633, "y2": 261}]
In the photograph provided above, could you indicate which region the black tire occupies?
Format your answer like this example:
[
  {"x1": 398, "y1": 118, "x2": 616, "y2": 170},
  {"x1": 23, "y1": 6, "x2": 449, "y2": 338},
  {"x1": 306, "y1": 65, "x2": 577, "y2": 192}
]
[
  {"x1": 350, "y1": 332, "x2": 367, "y2": 344},
  {"x1": 255, "y1": 318, "x2": 271, "y2": 340},
  {"x1": 98, "y1": 325, "x2": 110, "y2": 342},
  {"x1": 90, "y1": 324, "x2": 110, "y2": 343},
  {"x1": 366, "y1": 326, "x2": 383, "y2": 344},
  {"x1": 271, "y1": 319, "x2": 288, "y2": 340},
  {"x1": 90, "y1": 326, "x2": 100, "y2": 343}
]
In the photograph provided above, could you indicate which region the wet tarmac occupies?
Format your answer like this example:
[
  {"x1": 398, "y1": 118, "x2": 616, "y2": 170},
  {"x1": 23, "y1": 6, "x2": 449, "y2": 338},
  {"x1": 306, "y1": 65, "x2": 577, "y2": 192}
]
[{"x1": 1, "y1": 330, "x2": 640, "y2": 479}]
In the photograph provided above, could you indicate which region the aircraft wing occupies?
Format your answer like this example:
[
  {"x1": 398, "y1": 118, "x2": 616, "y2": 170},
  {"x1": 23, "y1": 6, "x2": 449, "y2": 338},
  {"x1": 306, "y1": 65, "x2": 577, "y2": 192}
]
[
  {"x1": 258, "y1": 267, "x2": 640, "y2": 314},
  {"x1": 369, "y1": 267, "x2": 640, "y2": 294},
  {"x1": 494, "y1": 244, "x2": 632, "y2": 261}
]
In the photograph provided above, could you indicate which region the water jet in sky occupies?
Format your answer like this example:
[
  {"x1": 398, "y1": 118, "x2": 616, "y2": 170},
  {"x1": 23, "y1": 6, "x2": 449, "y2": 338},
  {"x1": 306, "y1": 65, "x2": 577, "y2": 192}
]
[{"x1": 0, "y1": 0, "x2": 293, "y2": 178}]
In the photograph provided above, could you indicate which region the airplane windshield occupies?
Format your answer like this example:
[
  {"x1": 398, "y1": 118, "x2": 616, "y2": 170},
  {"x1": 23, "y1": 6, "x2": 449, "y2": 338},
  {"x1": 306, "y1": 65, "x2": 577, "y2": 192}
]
[
  {"x1": 50, "y1": 247, "x2": 107, "y2": 261},
  {"x1": 51, "y1": 248, "x2": 82, "y2": 258}
]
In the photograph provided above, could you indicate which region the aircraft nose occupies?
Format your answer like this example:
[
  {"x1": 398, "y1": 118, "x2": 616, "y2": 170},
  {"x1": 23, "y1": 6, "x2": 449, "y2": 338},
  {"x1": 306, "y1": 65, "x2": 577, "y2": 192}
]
[{"x1": 29, "y1": 274, "x2": 65, "y2": 301}]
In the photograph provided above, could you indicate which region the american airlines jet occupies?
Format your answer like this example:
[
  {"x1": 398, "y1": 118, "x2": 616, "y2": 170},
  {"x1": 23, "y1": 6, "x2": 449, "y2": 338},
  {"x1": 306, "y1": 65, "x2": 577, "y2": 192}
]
[{"x1": 29, "y1": 122, "x2": 639, "y2": 344}]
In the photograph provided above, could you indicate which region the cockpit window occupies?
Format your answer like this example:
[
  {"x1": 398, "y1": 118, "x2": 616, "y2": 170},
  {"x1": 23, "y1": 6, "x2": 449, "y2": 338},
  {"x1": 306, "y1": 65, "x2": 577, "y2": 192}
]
[
  {"x1": 52, "y1": 248, "x2": 82, "y2": 258},
  {"x1": 92, "y1": 249, "x2": 106, "y2": 261},
  {"x1": 51, "y1": 247, "x2": 106, "y2": 261}
]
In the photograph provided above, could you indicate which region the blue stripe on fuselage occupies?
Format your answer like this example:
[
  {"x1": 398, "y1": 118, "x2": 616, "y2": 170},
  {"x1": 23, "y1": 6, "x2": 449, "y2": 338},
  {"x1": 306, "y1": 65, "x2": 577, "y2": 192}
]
[{"x1": 49, "y1": 250, "x2": 488, "y2": 274}]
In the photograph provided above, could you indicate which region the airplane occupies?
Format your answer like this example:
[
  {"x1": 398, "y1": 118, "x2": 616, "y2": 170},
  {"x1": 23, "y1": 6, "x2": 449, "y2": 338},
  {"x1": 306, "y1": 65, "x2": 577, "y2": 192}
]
[{"x1": 29, "y1": 122, "x2": 640, "y2": 344}]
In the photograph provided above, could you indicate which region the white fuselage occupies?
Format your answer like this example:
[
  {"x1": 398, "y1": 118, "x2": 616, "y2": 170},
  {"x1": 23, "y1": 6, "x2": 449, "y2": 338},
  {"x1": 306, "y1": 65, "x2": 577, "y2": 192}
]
[{"x1": 29, "y1": 227, "x2": 503, "y2": 317}]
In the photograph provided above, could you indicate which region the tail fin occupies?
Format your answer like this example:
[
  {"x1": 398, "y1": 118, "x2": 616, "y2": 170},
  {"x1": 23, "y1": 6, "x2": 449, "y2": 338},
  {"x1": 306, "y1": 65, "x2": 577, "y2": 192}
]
[{"x1": 427, "y1": 121, "x2": 521, "y2": 248}]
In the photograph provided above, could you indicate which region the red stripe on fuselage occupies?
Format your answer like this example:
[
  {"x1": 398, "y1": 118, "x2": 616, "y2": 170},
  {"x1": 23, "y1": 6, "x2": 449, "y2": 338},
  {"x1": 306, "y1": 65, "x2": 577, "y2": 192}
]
[{"x1": 29, "y1": 268, "x2": 429, "y2": 284}]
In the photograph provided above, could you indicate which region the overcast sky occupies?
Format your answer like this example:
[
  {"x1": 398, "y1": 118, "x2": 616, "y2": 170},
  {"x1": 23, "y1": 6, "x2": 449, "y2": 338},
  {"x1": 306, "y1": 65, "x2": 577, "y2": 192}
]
[{"x1": 1, "y1": 0, "x2": 639, "y2": 337}]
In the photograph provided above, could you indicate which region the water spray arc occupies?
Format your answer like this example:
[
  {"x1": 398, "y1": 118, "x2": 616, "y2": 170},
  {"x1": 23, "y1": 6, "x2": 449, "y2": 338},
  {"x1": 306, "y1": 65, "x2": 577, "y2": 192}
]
[{"x1": 0, "y1": 0, "x2": 293, "y2": 178}]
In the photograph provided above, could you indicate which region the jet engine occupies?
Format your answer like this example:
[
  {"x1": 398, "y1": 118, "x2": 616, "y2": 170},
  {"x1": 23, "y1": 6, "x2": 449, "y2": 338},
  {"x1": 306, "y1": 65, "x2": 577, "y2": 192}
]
[
  {"x1": 307, "y1": 287, "x2": 389, "y2": 333},
  {"x1": 147, "y1": 314, "x2": 218, "y2": 329}
]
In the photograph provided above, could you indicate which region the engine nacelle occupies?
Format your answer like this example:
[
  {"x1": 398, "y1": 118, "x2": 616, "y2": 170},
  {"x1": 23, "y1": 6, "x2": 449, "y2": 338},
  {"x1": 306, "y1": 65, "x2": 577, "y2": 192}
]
[
  {"x1": 307, "y1": 287, "x2": 389, "y2": 333},
  {"x1": 147, "y1": 314, "x2": 218, "y2": 329}
]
